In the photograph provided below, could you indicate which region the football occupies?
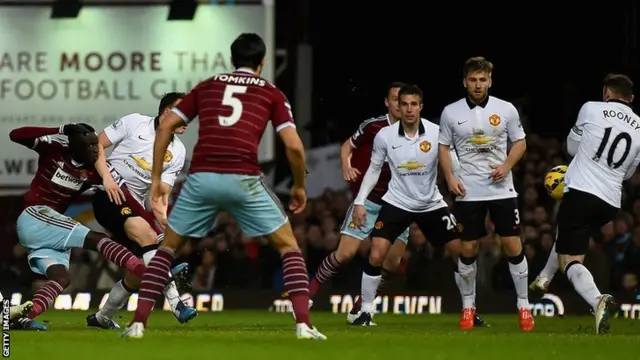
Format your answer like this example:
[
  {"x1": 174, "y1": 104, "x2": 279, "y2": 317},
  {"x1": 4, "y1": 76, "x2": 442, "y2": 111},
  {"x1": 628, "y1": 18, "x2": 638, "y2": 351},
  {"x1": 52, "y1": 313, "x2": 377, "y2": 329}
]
[{"x1": 544, "y1": 165, "x2": 568, "y2": 200}]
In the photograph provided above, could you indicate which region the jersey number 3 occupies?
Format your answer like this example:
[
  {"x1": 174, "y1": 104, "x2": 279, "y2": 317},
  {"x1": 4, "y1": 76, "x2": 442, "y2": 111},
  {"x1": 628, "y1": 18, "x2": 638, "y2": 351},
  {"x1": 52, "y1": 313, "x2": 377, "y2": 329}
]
[
  {"x1": 593, "y1": 127, "x2": 631, "y2": 168},
  {"x1": 219, "y1": 85, "x2": 247, "y2": 127}
]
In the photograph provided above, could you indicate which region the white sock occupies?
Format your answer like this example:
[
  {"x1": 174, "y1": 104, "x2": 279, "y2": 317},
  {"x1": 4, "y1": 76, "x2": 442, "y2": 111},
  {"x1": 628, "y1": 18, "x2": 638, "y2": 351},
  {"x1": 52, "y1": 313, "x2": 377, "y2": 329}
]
[
  {"x1": 566, "y1": 263, "x2": 600, "y2": 310},
  {"x1": 97, "y1": 280, "x2": 131, "y2": 321},
  {"x1": 508, "y1": 256, "x2": 530, "y2": 309},
  {"x1": 360, "y1": 272, "x2": 382, "y2": 314},
  {"x1": 457, "y1": 258, "x2": 477, "y2": 309},
  {"x1": 143, "y1": 249, "x2": 182, "y2": 312},
  {"x1": 539, "y1": 242, "x2": 559, "y2": 281}
]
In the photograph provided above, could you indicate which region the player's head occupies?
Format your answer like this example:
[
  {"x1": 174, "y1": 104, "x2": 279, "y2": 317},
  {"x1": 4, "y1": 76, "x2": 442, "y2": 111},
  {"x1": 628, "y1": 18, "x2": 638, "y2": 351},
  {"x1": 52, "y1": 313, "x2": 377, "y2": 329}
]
[
  {"x1": 231, "y1": 33, "x2": 266, "y2": 75},
  {"x1": 385, "y1": 82, "x2": 405, "y2": 121},
  {"x1": 67, "y1": 124, "x2": 99, "y2": 164},
  {"x1": 398, "y1": 84, "x2": 423, "y2": 125},
  {"x1": 463, "y1": 56, "x2": 493, "y2": 103},
  {"x1": 603, "y1": 73, "x2": 634, "y2": 103},
  {"x1": 157, "y1": 92, "x2": 187, "y2": 134}
]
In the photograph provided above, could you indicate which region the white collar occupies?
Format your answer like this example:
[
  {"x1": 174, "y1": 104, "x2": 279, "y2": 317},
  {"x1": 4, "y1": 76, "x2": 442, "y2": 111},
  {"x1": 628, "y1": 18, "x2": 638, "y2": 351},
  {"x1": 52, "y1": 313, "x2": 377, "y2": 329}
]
[{"x1": 236, "y1": 68, "x2": 255, "y2": 74}]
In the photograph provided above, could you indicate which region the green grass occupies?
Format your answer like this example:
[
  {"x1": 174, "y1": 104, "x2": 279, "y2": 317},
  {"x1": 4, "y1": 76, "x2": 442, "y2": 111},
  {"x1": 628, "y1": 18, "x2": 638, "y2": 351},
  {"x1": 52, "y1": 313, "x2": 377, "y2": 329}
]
[{"x1": 7, "y1": 311, "x2": 640, "y2": 360}]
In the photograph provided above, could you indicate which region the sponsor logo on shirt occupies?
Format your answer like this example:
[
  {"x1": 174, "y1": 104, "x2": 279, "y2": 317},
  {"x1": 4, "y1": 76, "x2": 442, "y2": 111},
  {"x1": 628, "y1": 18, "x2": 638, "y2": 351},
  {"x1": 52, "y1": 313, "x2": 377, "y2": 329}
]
[
  {"x1": 464, "y1": 129, "x2": 497, "y2": 153},
  {"x1": 397, "y1": 161, "x2": 428, "y2": 176},
  {"x1": 51, "y1": 168, "x2": 84, "y2": 190}
]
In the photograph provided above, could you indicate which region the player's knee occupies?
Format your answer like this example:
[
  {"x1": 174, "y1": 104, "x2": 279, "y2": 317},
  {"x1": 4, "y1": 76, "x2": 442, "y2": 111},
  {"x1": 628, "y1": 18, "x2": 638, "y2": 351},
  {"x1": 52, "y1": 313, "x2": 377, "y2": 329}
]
[
  {"x1": 460, "y1": 240, "x2": 478, "y2": 256},
  {"x1": 501, "y1": 236, "x2": 522, "y2": 256},
  {"x1": 334, "y1": 236, "x2": 360, "y2": 263},
  {"x1": 559, "y1": 255, "x2": 583, "y2": 273},
  {"x1": 124, "y1": 217, "x2": 157, "y2": 246},
  {"x1": 267, "y1": 222, "x2": 299, "y2": 253},
  {"x1": 159, "y1": 227, "x2": 186, "y2": 252},
  {"x1": 368, "y1": 248, "x2": 386, "y2": 266},
  {"x1": 45, "y1": 265, "x2": 71, "y2": 289},
  {"x1": 445, "y1": 239, "x2": 461, "y2": 256},
  {"x1": 382, "y1": 252, "x2": 401, "y2": 272}
]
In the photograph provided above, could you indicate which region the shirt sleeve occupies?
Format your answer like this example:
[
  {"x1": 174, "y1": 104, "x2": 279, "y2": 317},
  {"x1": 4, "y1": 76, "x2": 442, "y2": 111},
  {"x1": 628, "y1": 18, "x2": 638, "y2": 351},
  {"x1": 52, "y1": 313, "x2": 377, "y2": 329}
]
[
  {"x1": 271, "y1": 89, "x2": 295, "y2": 132},
  {"x1": 566, "y1": 102, "x2": 590, "y2": 156},
  {"x1": 370, "y1": 130, "x2": 387, "y2": 165},
  {"x1": 350, "y1": 121, "x2": 374, "y2": 148},
  {"x1": 569, "y1": 102, "x2": 590, "y2": 142},
  {"x1": 506, "y1": 103, "x2": 526, "y2": 142},
  {"x1": 172, "y1": 84, "x2": 201, "y2": 124},
  {"x1": 438, "y1": 109, "x2": 454, "y2": 146},
  {"x1": 103, "y1": 114, "x2": 134, "y2": 145},
  {"x1": 161, "y1": 145, "x2": 186, "y2": 187}
]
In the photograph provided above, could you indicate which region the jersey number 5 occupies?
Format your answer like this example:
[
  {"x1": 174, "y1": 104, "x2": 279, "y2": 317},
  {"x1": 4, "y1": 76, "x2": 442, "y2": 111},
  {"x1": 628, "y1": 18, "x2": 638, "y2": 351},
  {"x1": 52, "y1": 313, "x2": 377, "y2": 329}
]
[
  {"x1": 219, "y1": 85, "x2": 248, "y2": 127},
  {"x1": 593, "y1": 127, "x2": 631, "y2": 168}
]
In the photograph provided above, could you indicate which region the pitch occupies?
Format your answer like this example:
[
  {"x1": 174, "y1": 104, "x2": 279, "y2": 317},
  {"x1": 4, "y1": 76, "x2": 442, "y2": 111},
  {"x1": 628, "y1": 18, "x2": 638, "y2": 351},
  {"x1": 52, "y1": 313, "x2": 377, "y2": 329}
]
[{"x1": 8, "y1": 311, "x2": 640, "y2": 359}]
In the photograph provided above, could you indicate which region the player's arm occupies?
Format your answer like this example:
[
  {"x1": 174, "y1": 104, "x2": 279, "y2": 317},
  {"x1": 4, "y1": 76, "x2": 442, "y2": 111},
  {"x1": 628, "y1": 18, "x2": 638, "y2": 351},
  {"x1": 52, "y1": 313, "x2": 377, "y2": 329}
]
[
  {"x1": 341, "y1": 121, "x2": 371, "y2": 181},
  {"x1": 154, "y1": 86, "x2": 199, "y2": 184},
  {"x1": 340, "y1": 139, "x2": 355, "y2": 169},
  {"x1": 94, "y1": 121, "x2": 121, "y2": 179},
  {"x1": 566, "y1": 102, "x2": 589, "y2": 157},
  {"x1": 9, "y1": 126, "x2": 66, "y2": 151},
  {"x1": 272, "y1": 92, "x2": 306, "y2": 188},
  {"x1": 504, "y1": 104, "x2": 527, "y2": 169},
  {"x1": 625, "y1": 154, "x2": 640, "y2": 180},
  {"x1": 154, "y1": 147, "x2": 186, "y2": 227},
  {"x1": 437, "y1": 110, "x2": 456, "y2": 179},
  {"x1": 354, "y1": 132, "x2": 386, "y2": 205}
]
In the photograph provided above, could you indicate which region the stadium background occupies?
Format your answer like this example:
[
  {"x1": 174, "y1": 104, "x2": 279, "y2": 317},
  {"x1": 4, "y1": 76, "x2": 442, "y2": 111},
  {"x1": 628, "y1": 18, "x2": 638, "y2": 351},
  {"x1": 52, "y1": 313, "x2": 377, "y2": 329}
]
[{"x1": 0, "y1": 0, "x2": 639, "y2": 319}]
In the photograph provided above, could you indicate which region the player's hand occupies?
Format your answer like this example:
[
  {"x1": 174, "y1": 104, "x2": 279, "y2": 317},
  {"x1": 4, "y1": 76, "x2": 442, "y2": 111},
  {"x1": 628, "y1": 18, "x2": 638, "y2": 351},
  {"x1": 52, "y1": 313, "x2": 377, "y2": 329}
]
[
  {"x1": 150, "y1": 181, "x2": 169, "y2": 226},
  {"x1": 352, "y1": 204, "x2": 367, "y2": 228},
  {"x1": 342, "y1": 165, "x2": 361, "y2": 182},
  {"x1": 289, "y1": 185, "x2": 307, "y2": 214},
  {"x1": 102, "y1": 177, "x2": 126, "y2": 205},
  {"x1": 489, "y1": 163, "x2": 510, "y2": 182},
  {"x1": 446, "y1": 175, "x2": 466, "y2": 197}
]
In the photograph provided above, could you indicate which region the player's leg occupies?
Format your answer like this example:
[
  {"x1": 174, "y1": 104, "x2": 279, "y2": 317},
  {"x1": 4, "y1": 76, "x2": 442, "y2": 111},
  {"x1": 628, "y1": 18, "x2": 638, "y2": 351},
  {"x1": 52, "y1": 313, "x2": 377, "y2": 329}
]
[
  {"x1": 489, "y1": 198, "x2": 533, "y2": 331},
  {"x1": 123, "y1": 173, "x2": 217, "y2": 338},
  {"x1": 123, "y1": 217, "x2": 196, "y2": 324},
  {"x1": 229, "y1": 174, "x2": 324, "y2": 340},
  {"x1": 530, "y1": 239, "x2": 559, "y2": 293},
  {"x1": 555, "y1": 190, "x2": 616, "y2": 334},
  {"x1": 453, "y1": 201, "x2": 486, "y2": 329},
  {"x1": 353, "y1": 202, "x2": 411, "y2": 326},
  {"x1": 348, "y1": 231, "x2": 408, "y2": 321},
  {"x1": 90, "y1": 189, "x2": 195, "y2": 325},
  {"x1": 89, "y1": 272, "x2": 139, "y2": 329},
  {"x1": 308, "y1": 201, "x2": 370, "y2": 299}
]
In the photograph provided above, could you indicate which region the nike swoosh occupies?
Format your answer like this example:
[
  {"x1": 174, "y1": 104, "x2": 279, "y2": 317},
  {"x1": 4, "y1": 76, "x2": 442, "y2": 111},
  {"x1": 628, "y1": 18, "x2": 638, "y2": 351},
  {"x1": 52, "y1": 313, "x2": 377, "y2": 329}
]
[
  {"x1": 138, "y1": 135, "x2": 148, "y2": 140},
  {"x1": 392, "y1": 145, "x2": 402, "y2": 149},
  {"x1": 457, "y1": 121, "x2": 468, "y2": 125}
]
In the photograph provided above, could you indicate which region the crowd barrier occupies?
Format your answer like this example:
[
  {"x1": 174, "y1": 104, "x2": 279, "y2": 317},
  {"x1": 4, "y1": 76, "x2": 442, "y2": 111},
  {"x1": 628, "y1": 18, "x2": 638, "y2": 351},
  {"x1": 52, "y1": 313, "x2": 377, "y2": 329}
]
[{"x1": 3, "y1": 289, "x2": 639, "y2": 319}]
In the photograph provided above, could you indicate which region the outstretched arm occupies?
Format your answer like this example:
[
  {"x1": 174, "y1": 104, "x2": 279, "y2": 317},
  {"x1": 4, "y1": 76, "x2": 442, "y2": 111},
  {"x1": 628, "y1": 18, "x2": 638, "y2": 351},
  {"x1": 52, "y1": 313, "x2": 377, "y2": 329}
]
[{"x1": 9, "y1": 126, "x2": 65, "y2": 151}]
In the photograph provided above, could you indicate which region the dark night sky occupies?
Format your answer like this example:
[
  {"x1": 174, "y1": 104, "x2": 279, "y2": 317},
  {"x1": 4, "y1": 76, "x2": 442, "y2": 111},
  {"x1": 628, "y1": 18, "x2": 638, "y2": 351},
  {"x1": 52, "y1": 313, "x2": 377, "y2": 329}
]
[{"x1": 276, "y1": 1, "x2": 639, "y2": 144}]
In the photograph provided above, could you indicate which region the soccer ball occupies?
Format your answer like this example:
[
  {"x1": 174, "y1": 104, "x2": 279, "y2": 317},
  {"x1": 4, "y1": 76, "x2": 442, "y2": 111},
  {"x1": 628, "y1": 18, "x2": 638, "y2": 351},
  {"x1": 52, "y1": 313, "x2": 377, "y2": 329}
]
[{"x1": 544, "y1": 165, "x2": 568, "y2": 200}]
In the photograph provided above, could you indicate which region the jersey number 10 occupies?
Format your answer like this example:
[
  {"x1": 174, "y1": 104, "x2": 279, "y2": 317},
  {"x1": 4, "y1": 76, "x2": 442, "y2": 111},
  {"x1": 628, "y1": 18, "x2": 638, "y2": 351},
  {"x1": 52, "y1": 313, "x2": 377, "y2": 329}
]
[{"x1": 593, "y1": 127, "x2": 631, "y2": 169}]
